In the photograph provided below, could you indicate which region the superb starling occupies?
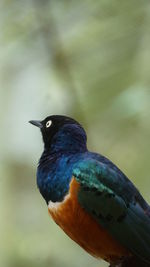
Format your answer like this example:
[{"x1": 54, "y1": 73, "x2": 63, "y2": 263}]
[{"x1": 29, "y1": 115, "x2": 150, "y2": 267}]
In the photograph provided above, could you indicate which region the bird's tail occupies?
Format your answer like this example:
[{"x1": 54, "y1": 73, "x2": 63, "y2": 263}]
[
  {"x1": 109, "y1": 256, "x2": 150, "y2": 267},
  {"x1": 122, "y1": 256, "x2": 150, "y2": 267}
]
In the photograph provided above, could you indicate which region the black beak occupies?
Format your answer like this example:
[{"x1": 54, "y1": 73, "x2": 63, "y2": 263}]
[{"x1": 29, "y1": 120, "x2": 43, "y2": 128}]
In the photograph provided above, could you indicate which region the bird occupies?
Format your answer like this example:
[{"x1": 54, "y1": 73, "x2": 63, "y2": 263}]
[{"x1": 29, "y1": 115, "x2": 150, "y2": 267}]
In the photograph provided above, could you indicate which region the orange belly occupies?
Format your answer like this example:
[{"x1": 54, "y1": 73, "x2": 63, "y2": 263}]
[{"x1": 48, "y1": 178, "x2": 130, "y2": 264}]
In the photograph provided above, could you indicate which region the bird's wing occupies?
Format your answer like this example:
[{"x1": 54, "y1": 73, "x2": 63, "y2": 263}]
[{"x1": 73, "y1": 158, "x2": 150, "y2": 264}]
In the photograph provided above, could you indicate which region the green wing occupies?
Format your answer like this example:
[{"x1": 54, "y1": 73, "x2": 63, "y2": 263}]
[{"x1": 73, "y1": 158, "x2": 150, "y2": 264}]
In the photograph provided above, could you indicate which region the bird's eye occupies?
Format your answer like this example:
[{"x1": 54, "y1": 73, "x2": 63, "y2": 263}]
[{"x1": 46, "y1": 120, "x2": 52, "y2": 128}]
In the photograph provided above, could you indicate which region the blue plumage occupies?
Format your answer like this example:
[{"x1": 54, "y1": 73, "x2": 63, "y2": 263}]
[{"x1": 37, "y1": 153, "x2": 75, "y2": 203}]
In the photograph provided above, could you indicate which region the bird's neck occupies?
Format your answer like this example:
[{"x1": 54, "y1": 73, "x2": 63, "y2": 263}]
[{"x1": 44, "y1": 124, "x2": 87, "y2": 154}]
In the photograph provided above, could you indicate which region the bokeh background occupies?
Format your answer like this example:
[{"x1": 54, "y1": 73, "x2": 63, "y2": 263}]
[{"x1": 1, "y1": 1, "x2": 150, "y2": 267}]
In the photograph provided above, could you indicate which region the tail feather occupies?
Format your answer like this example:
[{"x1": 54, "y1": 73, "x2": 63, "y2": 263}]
[
  {"x1": 109, "y1": 256, "x2": 150, "y2": 267},
  {"x1": 121, "y1": 256, "x2": 150, "y2": 267}
]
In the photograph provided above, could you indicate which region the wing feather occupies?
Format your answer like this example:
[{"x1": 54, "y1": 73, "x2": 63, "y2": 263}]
[{"x1": 73, "y1": 158, "x2": 150, "y2": 264}]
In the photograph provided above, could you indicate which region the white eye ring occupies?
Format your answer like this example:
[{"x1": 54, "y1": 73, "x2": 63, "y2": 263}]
[{"x1": 46, "y1": 120, "x2": 52, "y2": 128}]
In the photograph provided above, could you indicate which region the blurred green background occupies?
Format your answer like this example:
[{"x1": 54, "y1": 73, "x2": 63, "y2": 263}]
[{"x1": 1, "y1": 1, "x2": 150, "y2": 267}]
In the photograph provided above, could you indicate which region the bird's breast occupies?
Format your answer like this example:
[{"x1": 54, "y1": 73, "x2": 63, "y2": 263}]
[{"x1": 48, "y1": 177, "x2": 130, "y2": 263}]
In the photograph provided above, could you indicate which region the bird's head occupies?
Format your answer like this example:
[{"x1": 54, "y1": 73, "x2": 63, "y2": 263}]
[{"x1": 29, "y1": 115, "x2": 87, "y2": 153}]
